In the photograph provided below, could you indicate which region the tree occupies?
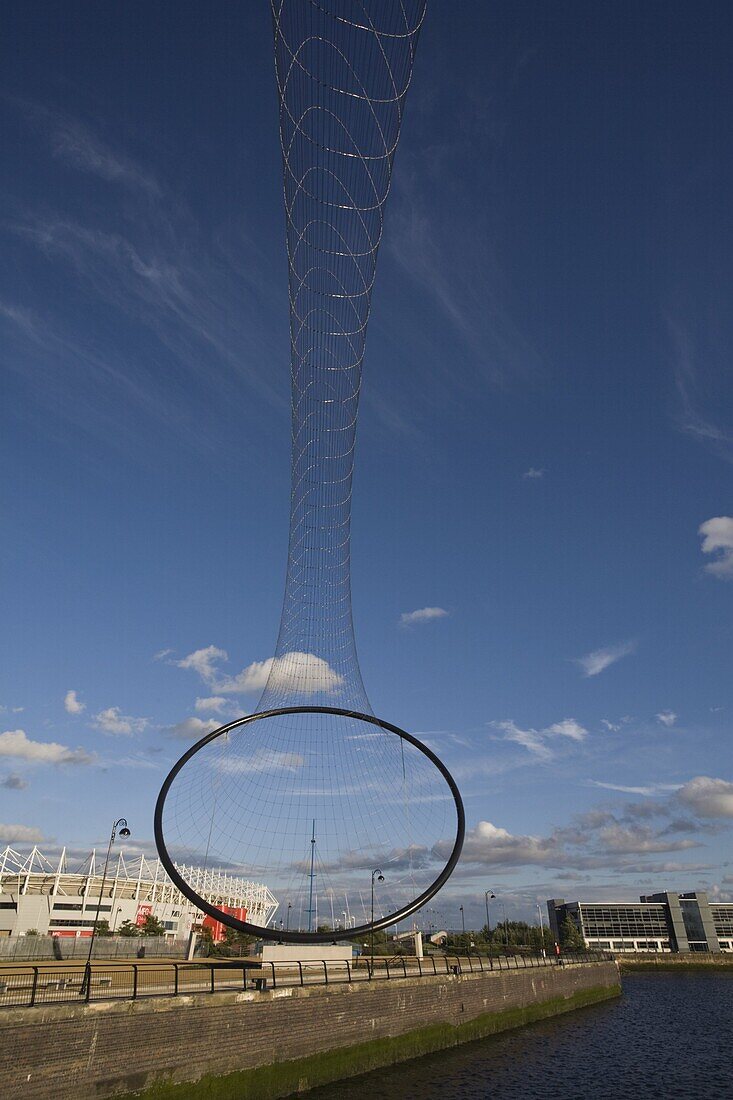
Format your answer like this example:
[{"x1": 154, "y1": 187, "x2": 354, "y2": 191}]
[
  {"x1": 118, "y1": 920, "x2": 140, "y2": 938},
  {"x1": 559, "y1": 914, "x2": 586, "y2": 951},
  {"x1": 25, "y1": 928, "x2": 39, "y2": 937},
  {"x1": 139, "y1": 913, "x2": 167, "y2": 937},
  {"x1": 214, "y1": 926, "x2": 255, "y2": 957},
  {"x1": 95, "y1": 919, "x2": 112, "y2": 937}
]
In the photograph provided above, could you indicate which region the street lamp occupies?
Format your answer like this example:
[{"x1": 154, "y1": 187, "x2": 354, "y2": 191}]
[
  {"x1": 459, "y1": 904, "x2": 465, "y2": 935},
  {"x1": 81, "y1": 817, "x2": 131, "y2": 996},
  {"x1": 484, "y1": 891, "x2": 496, "y2": 936},
  {"x1": 286, "y1": 902, "x2": 292, "y2": 932},
  {"x1": 370, "y1": 869, "x2": 384, "y2": 968},
  {"x1": 536, "y1": 903, "x2": 547, "y2": 958},
  {"x1": 112, "y1": 907, "x2": 123, "y2": 933}
]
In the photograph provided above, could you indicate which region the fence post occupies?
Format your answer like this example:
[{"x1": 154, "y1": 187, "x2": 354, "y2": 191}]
[
  {"x1": 401, "y1": 957, "x2": 407, "y2": 978},
  {"x1": 346, "y1": 959, "x2": 351, "y2": 983},
  {"x1": 174, "y1": 963, "x2": 179, "y2": 996},
  {"x1": 85, "y1": 964, "x2": 92, "y2": 1003},
  {"x1": 210, "y1": 965, "x2": 215, "y2": 994},
  {"x1": 298, "y1": 961, "x2": 304, "y2": 987},
  {"x1": 132, "y1": 965, "x2": 138, "y2": 1000},
  {"x1": 270, "y1": 962, "x2": 276, "y2": 989},
  {"x1": 323, "y1": 961, "x2": 328, "y2": 986},
  {"x1": 30, "y1": 966, "x2": 39, "y2": 1007}
]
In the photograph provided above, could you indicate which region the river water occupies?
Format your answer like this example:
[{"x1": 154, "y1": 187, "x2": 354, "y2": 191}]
[{"x1": 306, "y1": 973, "x2": 733, "y2": 1099}]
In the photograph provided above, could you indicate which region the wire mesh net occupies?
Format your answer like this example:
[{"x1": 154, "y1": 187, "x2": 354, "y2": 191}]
[
  {"x1": 260, "y1": 0, "x2": 426, "y2": 713},
  {"x1": 157, "y1": 3, "x2": 461, "y2": 937},
  {"x1": 159, "y1": 710, "x2": 459, "y2": 934}
]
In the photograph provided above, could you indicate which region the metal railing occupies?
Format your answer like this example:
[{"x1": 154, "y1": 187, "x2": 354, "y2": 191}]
[{"x1": 0, "y1": 951, "x2": 613, "y2": 1011}]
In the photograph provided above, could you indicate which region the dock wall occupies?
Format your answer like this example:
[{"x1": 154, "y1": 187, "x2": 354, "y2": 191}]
[{"x1": 1, "y1": 960, "x2": 620, "y2": 1099}]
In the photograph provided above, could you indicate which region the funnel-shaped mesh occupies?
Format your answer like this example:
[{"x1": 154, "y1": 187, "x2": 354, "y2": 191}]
[
  {"x1": 154, "y1": 4, "x2": 464, "y2": 942},
  {"x1": 259, "y1": 1, "x2": 426, "y2": 713}
]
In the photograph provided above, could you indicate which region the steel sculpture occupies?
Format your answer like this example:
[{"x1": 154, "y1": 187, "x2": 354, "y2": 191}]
[{"x1": 155, "y1": 1, "x2": 464, "y2": 943}]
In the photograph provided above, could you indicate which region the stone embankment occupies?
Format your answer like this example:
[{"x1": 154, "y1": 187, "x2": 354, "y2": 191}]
[
  {"x1": 618, "y1": 953, "x2": 733, "y2": 971},
  {"x1": 1, "y1": 960, "x2": 620, "y2": 1100}
]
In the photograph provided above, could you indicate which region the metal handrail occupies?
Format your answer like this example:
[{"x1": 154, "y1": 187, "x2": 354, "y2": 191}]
[{"x1": 0, "y1": 951, "x2": 614, "y2": 1010}]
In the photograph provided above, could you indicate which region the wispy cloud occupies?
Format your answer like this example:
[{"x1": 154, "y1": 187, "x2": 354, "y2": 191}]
[
  {"x1": 50, "y1": 116, "x2": 161, "y2": 196},
  {"x1": 2, "y1": 107, "x2": 285, "y2": 457},
  {"x1": 699, "y1": 517, "x2": 733, "y2": 579},
  {"x1": 590, "y1": 780, "x2": 682, "y2": 797},
  {"x1": 399, "y1": 607, "x2": 449, "y2": 627},
  {"x1": 668, "y1": 318, "x2": 733, "y2": 464},
  {"x1": 656, "y1": 711, "x2": 677, "y2": 728},
  {"x1": 575, "y1": 639, "x2": 637, "y2": 678},
  {"x1": 493, "y1": 717, "x2": 587, "y2": 760},
  {"x1": 215, "y1": 749, "x2": 305, "y2": 775},
  {"x1": 522, "y1": 467, "x2": 544, "y2": 479}
]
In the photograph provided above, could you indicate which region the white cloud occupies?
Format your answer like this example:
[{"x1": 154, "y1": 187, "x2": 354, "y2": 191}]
[
  {"x1": 435, "y1": 820, "x2": 561, "y2": 868},
  {"x1": 677, "y1": 776, "x2": 733, "y2": 818},
  {"x1": 597, "y1": 824, "x2": 698, "y2": 855},
  {"x1": 522, "y1": 467, "x2": 545, "y2": 479},
  {"x1": 177, "y1": 646, "x2": 343, "y2": 696},
  {"x1": 64, "y1": 690, "x2": 85, "y2": 715},
  {"x1": 545, "y1": 718, "x2": 587, "y2": 742},
  {"x1": 91, "y1": 707, "x2": 148, "y2": 737},
  {"x1": 575, "y1": 640, "x2": 637, "y2": 677},
  {"x1": 699, "y1": 517, "x2": 733, "y2": 579},
  {"x1": 167, "y1": 716, "x2": 220, "y2": 740},
  {"x1": 194, "y1": 696, "x2": 229, "y2": 714},
  {"x1": 176, "y1": 645, "x2": 227, "y2": 682},
  {"x1": 0, "y1": 729, "x2": 94, "y2": 766},
  {"x1": 399, "y1": 607, "x2": 449, "y2": 627},
  {"x1": 1, "y1": 774, "x2": 29, "y2": 790},
  {"x1": 0, "y1": 823, "x2": 45, "y2": 843},
  {"x1": 153, "y1": 648, "x2": 174, "y2": 662},
  {"x1": 656, "y1": 711, "x2": 677, "y2": 728},
  {"x1": 493, "y1": 717, "x2": 587, "y2": 760}
]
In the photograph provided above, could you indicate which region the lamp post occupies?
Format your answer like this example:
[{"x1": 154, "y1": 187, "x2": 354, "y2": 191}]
[
  {"x1": 81, "y1": 818, "x2": 130, "y2": 996},
  {"x1": 112, "y1": 906, "x2": 123, "y2": 933},
  {"x1": 370, "y1": 869, "x2": 384, "y2": 968},
  {"x1": 537, "y1": 903, "x2": 547, "y2": 958},
  {"x1": 484, "y1": 891, "x2": 496, "y2": 937},
  {"x1": 459, "y1": 904, "x2": 465, "y2": 935},
  {"x1": 286, "y1": 902, "x2": 292, "y2": 932}
]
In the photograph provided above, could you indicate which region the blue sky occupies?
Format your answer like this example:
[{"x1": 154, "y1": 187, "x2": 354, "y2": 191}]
[{"x1": 1, "y1": 1, "x2": 732, "y2": 928}]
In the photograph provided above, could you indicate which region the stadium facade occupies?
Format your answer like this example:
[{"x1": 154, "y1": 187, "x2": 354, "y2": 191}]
[
  {"x1": 548, "y1": 892, "x2": 733, "y2": 953},
  {"x1": 0, "y1": 846, "x2": 277, "y2": 941}
]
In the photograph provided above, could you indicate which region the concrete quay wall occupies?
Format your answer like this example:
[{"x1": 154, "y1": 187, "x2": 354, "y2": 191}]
[{"x1": 0, "y1": 961, "x2": 620, "y2": 1100}]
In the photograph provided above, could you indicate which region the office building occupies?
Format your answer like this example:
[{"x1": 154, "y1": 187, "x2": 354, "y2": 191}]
[{"x1": 547, "y1": 892, "x2": 733, "y2": 953}]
